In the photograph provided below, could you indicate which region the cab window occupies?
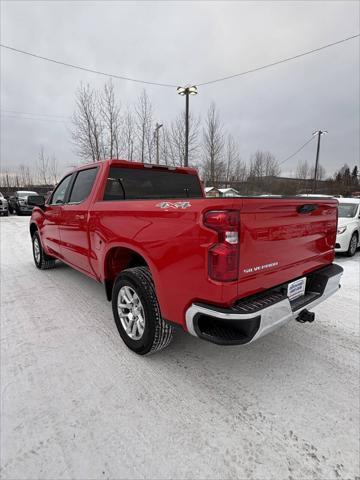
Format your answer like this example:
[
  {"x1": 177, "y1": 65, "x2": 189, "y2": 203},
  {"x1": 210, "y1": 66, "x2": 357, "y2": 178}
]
[
  {"x1": 49, "y1": 175, "x2": 72, "y2": 205},
  {"x1": 68, "y1": 168, "x2": 98, "y2": 204}
]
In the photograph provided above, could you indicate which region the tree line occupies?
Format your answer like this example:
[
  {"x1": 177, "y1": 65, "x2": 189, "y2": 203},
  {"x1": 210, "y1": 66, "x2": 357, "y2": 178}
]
[{"x1": 0, "y1": 146, "x2": 60, "y2": 188}]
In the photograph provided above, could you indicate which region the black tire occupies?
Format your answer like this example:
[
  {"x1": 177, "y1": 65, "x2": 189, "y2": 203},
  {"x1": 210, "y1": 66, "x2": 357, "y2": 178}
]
[
  {"x1": 32, "y1": 231, "x2": 56, "y2": 270},
  {"x1": 4, "y1": 211, "x2": 9, "y2": 217},
  {"x1": 347, "y1": 232, "x2": 358, "y2": 257},
  {"x1": 112, "y1": 266, "x2": 173, "y2": 355}
]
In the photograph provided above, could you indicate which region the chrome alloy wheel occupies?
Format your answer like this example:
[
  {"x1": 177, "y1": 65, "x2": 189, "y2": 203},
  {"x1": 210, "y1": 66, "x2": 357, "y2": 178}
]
[
  {"x1": 117, "y1": 286, "x2": 146, "y2": 340},
  {"x1": 33, "y1": 237, "x2": 41, "y2": 264}
]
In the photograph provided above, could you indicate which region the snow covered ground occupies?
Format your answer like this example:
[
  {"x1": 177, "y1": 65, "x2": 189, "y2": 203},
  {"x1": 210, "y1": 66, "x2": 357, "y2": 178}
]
[{"x1": 1, "y1": 215, "x2": 359, "y2": 480}]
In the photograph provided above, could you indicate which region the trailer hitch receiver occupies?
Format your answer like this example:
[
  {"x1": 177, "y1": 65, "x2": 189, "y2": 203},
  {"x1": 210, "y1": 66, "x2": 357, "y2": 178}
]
[{"x1": 296, "y1": 309, "x2": 315, "y2": 323}]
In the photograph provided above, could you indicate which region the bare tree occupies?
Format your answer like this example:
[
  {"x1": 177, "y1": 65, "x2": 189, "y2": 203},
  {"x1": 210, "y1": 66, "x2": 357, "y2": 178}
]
[
  {"x1": 100, "y1": 80, "x2": 121, "y2": 159},
  {"x1": 122, "y1": 108, "x2": 135, "y2": 161},
  {"x1": 224, "y1": 136, "x2": 248, "y2": 187},
  {"x1": 249, "y1": 151, "x2": 265, "y2": 179},
  {"x1": 19, "y1": 165, "x2": 28, "y2": 187},
  {"x1": 224, "y1": 135, "x2": 241, "y2": 184},
  {"x1": 160, "y1": 127, "x2": 171, "y2": 165},
  {"x1": 168, "y1": 112, "x2": 200, "y2": 167},
  {"x1": 250, "y1": 150, "x2": 280, "y2": 179},
  {"x1": 72, "y1": 83, "x2": 104, "y2": 162},
  {"x1": 310, "y1": 164, "x2": 326, "y2": 181},
  {"x1": 295, "y1": 159, "x2": 310, "y2": 179},
  {"x1": 135, "y1": 90, "x2": 153, "y2": 163},
  {"x1": 202, "y1": 103, "x2": 225, "y2": 185},
  {"x1": 37, "y1": 146, "x2": 50, "y2": 185},
  {"x1": 0, "y1": 171, "x2": 12, "y2": 188},
  {"x1": 49, "y1": 155, "x2": 59, "y2": 185},
  {"x1": 232, "y1": 159, "x2": 248, "y2": 184},
  {"x1": 264, "y1": 152, "x2": 280, "y2": 177},
  {"x1": 25, "y1": 166, "x2": 33, "y2": 186}
]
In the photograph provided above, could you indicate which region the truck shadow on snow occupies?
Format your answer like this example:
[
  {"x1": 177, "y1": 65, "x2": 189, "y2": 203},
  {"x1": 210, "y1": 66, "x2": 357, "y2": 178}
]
[{"x1": 44, "y1": 257, "x2": 352, "y2": 368}]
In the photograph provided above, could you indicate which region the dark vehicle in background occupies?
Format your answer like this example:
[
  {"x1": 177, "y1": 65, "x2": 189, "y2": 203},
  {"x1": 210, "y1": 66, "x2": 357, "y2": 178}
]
[
  {"x1": 8, "y1": 191, "x2": 39, "y2": 215},
  {"x1": 0, "y1": 192, "x2": 9, "y2": 216}
]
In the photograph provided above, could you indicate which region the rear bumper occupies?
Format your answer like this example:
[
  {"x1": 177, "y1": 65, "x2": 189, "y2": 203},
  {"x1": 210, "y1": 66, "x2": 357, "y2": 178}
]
[{"x1": 185, "y1": 264, "x2": 343, "y2": 345}]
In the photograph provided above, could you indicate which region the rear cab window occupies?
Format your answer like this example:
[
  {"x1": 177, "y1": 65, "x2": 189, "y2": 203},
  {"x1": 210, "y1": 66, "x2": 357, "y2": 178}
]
[{"x1": 103, "y1": 166, "x2": 203, "y2": 201}]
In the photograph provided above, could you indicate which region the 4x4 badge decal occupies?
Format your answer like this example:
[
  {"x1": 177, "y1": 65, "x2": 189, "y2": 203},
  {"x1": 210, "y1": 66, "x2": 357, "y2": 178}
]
[{"x1": 156, "y1": 201, "x2": 191, "y2": 209}]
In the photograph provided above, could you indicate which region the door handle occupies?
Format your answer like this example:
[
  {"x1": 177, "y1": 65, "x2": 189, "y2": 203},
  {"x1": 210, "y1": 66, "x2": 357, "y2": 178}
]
[{"x1": 75, "y1": 214, "x2": 85, "y2": 220}]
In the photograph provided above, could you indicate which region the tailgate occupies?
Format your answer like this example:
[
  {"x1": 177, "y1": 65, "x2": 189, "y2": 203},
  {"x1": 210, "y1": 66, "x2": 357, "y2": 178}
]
[{"x1": 237, "y1": 198, "x2": 338, "y2": 298}]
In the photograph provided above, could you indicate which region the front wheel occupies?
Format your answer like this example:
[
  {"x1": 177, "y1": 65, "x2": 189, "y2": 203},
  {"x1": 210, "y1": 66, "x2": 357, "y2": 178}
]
[
  {"x1": 32, "y1": 231, "x2": 56, "y2": 269},
  {"x1": 112, "y1": 266, "x2": 173, "y2": 355},
  {"x1": 347, "y1": 232, "x2": 358, "y2": 257}
]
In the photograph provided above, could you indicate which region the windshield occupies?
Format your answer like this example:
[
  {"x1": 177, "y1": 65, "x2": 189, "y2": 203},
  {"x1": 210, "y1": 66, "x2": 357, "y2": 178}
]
[
  {"x1": 338, "y1": 203, "x2": 358, "y2": 218},
  {"x1": 17, "y1": 191, "x2": 38, "y2": 197}
]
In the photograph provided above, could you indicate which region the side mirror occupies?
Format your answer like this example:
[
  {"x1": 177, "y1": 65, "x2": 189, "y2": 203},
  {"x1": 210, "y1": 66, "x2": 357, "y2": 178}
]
[{"x1": 28, "y1": 195, "x2": 46, "y2": 208}]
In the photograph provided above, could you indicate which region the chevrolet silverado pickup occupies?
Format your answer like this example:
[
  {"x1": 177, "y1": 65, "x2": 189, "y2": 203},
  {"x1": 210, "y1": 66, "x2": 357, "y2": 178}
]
[{"x1": 28, "y1": 159, "x2": 343, "y2": 355}]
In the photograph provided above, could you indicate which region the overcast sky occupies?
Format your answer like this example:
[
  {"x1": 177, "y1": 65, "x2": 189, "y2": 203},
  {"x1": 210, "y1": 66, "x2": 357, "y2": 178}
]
[{"x1": 1, "y1": 0, "x2": 359, "y2": 178}]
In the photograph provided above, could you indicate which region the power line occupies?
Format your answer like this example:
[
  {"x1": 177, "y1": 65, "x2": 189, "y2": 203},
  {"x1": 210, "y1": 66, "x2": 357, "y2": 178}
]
[
  {"x1": 0, "y1": 34, "x2": 358, "y2": 89},
  {"x1": 197, "y1": 34, "x2": 359, "y2": 86},
  {"x1": 1, "y1": 113, "x2": 68, "y2": 124},
  {"x1": 0, "y1": 44, "x2": 178, "y2": 88},
  {"x1": 279, "y1": 136, "x2": 316, "y2": 166},
  {"x1": 1, "y1": 109, "x2": 70, "y2": 119}
]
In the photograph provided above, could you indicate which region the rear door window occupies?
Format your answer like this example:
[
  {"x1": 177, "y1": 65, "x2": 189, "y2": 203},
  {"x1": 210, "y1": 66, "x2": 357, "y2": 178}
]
[
  {"x1": 69, "y1": 168, "x2": 98, "y2": 204},
  {"x1": 103, "y1": 167, "x2": 202, "y2": 200}
]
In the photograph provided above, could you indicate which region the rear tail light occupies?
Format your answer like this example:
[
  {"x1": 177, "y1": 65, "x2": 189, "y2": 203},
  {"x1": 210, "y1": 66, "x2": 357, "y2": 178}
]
[{"x1": 204, "y1": 210, "x2": 239, "y2": 282}]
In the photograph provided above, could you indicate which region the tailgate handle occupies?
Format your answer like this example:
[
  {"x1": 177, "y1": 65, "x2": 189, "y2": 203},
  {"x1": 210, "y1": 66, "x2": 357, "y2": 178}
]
[{"x1": 297, "y1": 204, "x2": 318, "y2": 214}]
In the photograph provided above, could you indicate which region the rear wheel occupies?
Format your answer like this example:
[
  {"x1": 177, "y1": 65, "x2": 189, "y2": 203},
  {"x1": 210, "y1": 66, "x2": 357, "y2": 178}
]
[
  {"x1": 32, "y1": 231, "x2": 56, "y2": 269},
  {"x1": 112, "y1": 266, "x2": 173, "y2": 355},
  {"x1": 347, "y1": 232, "x2": 358, "y2": 257}
]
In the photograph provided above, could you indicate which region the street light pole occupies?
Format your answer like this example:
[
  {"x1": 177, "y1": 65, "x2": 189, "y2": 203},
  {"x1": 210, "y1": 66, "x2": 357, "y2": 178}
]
[
  {"x1": 177, "y1": 85, "x2": 198, "y2": 167},
  {"x1": 154, "y1": 123, "x2": 163, "y2": 164},
  {"x1": 185, "y1": 93, "x2": 189, "y2": 168},
  {"x1": 312, "y1": 130, "x2": 328, "y2": 193}
]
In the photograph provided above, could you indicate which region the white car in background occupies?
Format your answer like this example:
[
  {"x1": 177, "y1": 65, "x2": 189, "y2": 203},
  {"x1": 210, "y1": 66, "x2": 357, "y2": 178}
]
[
  {"x1": 0, "y1": 192, "x2": 9, "y2": 216},
  {"x1": 335, "y1": 198, "x2": 360, "y2": 256}
]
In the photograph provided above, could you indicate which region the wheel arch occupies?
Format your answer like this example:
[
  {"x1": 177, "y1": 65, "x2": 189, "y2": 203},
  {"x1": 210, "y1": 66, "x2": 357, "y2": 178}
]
[
  {"x1": 30, "y1": 222, "x2": 38, "y2": 238},
  {"x1": 103, "y1": 244, "x2": 156, "y2": 301}
]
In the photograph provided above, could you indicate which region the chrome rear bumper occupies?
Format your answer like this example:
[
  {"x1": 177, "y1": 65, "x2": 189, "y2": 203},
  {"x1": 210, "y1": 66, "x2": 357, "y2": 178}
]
[{"x1": 185, "y1": 264, "x2": 343, "y2": 345}]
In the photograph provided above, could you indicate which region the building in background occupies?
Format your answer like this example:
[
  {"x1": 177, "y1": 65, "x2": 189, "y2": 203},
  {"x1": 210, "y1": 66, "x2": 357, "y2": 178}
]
[{"x1": 205, "y1": 187, "x2": 240, "y2": 197}]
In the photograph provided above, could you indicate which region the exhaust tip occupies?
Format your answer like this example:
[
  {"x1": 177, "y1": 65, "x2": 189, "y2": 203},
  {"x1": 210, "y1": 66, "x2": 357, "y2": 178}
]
[{"x1": 296, "y1": 309, "x2": 315, "y2": 323}]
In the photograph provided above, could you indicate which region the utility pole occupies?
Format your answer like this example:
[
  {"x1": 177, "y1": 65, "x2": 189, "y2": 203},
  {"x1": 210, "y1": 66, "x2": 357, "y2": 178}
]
[
  {"x1": 312, "y1": 130, "x2": 328, "y2": 193},
  {"x1": 154, "y1": 123, "x2": 163, "y2": 164},
  {"x1": 177, "y1": 86, "x2": 198, "y2": 167}
]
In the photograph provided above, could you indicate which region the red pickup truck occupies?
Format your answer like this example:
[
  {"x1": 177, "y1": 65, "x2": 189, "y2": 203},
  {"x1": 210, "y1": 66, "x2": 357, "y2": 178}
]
[{"x1": 29, "y1": 159, "x2": 343, "y2": 355}]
